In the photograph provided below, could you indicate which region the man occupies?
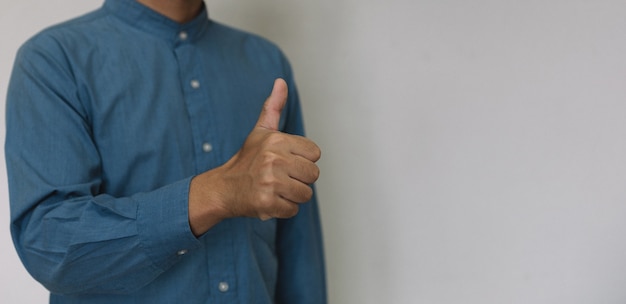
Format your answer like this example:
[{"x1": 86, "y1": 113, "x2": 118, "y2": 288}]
[{"x1": 5, "y1": 0, "x2": 326, "y2": 303}]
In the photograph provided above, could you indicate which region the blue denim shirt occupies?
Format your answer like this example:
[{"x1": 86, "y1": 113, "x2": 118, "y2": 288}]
[{"x1": 5, "y1": 0, "x2": 326, "y2": 303}]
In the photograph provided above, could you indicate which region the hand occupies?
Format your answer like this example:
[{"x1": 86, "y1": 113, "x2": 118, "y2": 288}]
[
  {"x1": 220, "y1": 78, "x2": 321, "y2": 219},
  {"x1": 188, "y1": 79, "x2": 321, "y2": 235}
]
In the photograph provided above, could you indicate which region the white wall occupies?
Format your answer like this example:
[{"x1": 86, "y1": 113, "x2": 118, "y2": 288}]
[{"x1": 2, "y1": 1, "x2": 626, "y2": 303}]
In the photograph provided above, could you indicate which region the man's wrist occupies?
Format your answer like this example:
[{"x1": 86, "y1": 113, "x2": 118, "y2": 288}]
[{"x1": 188, "y1": 169, "x2": 231, "y2": 236}]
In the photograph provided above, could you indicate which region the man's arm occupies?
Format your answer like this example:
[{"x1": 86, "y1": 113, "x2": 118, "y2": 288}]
[{"x1": 5, "y1": 37, "x2": 202, "y2": 295}]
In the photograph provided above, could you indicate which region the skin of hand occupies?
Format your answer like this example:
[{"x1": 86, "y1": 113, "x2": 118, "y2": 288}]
[{"x1": 188, "y1": 78, "x2": 321, "y2": 236}]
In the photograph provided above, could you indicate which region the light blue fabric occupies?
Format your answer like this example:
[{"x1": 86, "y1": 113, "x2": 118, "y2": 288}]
[{"x1": 5, "y1": 0, "x2": 326, "y2": 303}]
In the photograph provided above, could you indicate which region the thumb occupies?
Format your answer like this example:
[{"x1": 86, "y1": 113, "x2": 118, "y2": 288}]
[{"x1": 256, "y1": 78, "x2": 288, "y2": 131}]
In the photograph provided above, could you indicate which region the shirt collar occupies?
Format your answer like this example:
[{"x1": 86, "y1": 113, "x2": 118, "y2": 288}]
[{"x1": 103, "y1": 0, "x2": 210, "y2": 44}]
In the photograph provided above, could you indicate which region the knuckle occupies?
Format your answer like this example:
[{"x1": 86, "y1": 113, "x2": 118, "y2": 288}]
[
  {"x1": 259, "y1": 173, "x2": 278, "y2": 187},
  {"x1": 265, "y1": 132, "x2": 287, "y2": 146},
  {"x1": 260, "y1": 150, "x2": 279, "y2": 163},
  {"x1": 260, "y1": 151, "x2": 286, "y2": 169},
  {"x1": 254, "y1": 192, "x2": 274, "y2": 206}
]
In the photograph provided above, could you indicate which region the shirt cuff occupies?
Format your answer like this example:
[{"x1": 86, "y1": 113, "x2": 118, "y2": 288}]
[{"x1": 134, "y1": 177, "x2": 202, "y2": 272}]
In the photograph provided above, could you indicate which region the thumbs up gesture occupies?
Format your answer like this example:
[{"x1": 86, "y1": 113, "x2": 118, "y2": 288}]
[{"x1": 188, "y1": 79, "x2": 321, "y2": 235}]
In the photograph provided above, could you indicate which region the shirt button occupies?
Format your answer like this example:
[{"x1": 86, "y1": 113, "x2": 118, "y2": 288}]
[
  {"x1": 202, "y1": 142, "x2": 213, "y2": 153},
  {"x1": 177, "y1": 249, "x2": 188, "y2": 256},
  {"x1": 218, "y1": 282, "x2": 229, "y2": 292},
  {"x1": 190, "y1": 79, "x2": 200, "y2": 89},
  {"x1": 178, "y1": 31, "x2": 188, "y2": 40}
]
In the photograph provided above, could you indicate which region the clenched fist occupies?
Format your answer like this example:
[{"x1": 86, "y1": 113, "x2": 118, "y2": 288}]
[{"x1": 188, "y1": 79, "x2": 321, "y2": 236}]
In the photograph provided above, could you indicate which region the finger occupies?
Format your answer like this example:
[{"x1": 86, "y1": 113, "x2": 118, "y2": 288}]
[
  {"x1": 256, "y1": 78, "x2": 288, "y2": 131},
  {"x1": 277, "y1": 179, "x2": 314, "y2": 204},
  {"x1": 289, "y1": 135, "x2": 322, "y2": 162},
  {"x1": 288, "y1": 156, "x2": 320, "y2": 185}
]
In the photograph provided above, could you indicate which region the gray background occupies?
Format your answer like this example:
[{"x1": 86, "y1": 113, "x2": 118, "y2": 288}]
[{"x1": 2, "y1": 0, "x2": 626, "y2": 303}]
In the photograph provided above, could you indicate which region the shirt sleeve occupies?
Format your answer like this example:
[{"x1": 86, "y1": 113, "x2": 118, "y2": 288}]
[
  {"x1": 5, "y1": 34, "x2": 201, "y2": 295},
  {"x1": 275, "y1": 57, "x2": 328, "y2": 304}
]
